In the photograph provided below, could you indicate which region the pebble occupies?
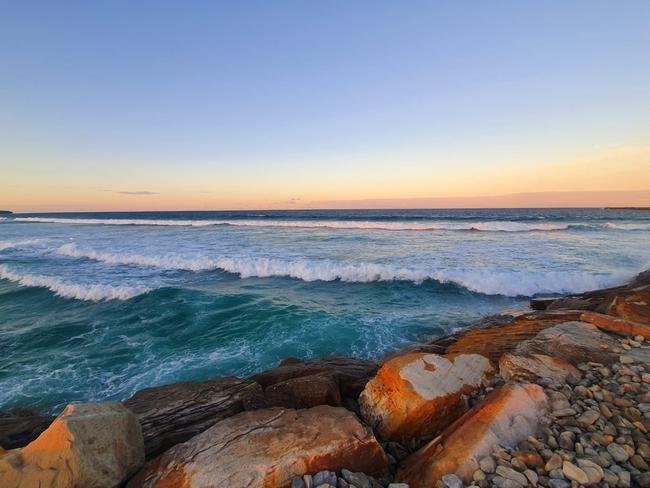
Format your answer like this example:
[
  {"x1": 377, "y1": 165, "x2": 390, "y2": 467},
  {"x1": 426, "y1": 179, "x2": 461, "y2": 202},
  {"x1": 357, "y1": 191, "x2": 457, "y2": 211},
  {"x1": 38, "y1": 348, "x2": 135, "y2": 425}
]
[
  {"x1": 292, "y1": 477, "x2": 307, "y2": 488},
  {"x1": 441, "y1": 473, "x2": 463, "y2": 488},
  {"x1": 562, "y1": 461, "x2": 589, "y2": 484},
  {"x1": 387, "y1": 484, "x2": 409, "y2": 488},
  {"x1": 548, "y1": 479, "x2": 570, "y2": 488},
  {"x1": 607, "y1": 442, "x2": 630, "y2": 462},
  {"x1": 495, "y1": 465, "x2": 528, "y2": 486},
  {"x1": 577, "y1": 408, "x2": 600, "y2": 425},
  {"x1": 479, "y1": 455, "x2": 496, "y2": 474},
  {"x1": 545, "y1": 453, "x2": 563, "y2": 471},
  {"x1": 491, "y1": 476, "x2": 522, "y2": 488},
  {"x1": 341, "y1": 470, "x2": 370, "y2": 488}
]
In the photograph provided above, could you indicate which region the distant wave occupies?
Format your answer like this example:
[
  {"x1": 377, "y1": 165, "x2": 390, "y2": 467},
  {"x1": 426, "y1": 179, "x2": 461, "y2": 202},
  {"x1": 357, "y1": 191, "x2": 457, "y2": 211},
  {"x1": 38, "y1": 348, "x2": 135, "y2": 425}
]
[
  {"x1": 0, "y1": 238, "x2": 48, "y2": 251},
  {"x1": 17, "y1": 216, "x2": 571, "y2": 232},
  {"x1": 0, "y1": 264, "x2": 150, "y2": 301},
  {"x1": 604, "y1": 222, "x2": 650, "y2": 231},
  {"x1": 55, "y1": 244, "x2": 630, "y2": 296}
]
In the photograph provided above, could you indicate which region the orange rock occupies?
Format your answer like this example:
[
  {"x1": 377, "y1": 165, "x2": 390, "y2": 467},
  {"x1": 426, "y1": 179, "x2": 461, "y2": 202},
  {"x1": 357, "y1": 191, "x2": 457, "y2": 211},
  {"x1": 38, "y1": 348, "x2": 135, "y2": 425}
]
[
  {"x1": 396, "y1": 383, "x2": 548, "y2": 487},
  {"x1": 605, "y1": 285, "x2": 650, "y2": 325},
  {"x1": 359, "y1": 353, "x2": 493, "y2": 441},
  {"x1": 580, "y1": 311, "x2": 650, "y2": 338},
  {"x1": 0, "y1": 446, "x2": 5, "y2": 457},
  {"x1": 0, "y1": 402, "x2": 144, "y2": 488},
  {"x1": 439, "y1": 311, "x2": 582, "y2": 363},
  {"x1": 127, "y1": 406, "x2": 387, "y2": 488},
  {"x1": 499, "y1": 353, "x2": 581, "y2": 384}
]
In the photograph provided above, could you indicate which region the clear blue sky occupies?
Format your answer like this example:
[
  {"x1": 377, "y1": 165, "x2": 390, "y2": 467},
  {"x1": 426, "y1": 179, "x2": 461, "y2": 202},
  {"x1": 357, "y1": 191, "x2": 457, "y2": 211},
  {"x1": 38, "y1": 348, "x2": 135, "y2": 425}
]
[{"x1": 2, "y1": 1, "x2": 649, "y2": 210}]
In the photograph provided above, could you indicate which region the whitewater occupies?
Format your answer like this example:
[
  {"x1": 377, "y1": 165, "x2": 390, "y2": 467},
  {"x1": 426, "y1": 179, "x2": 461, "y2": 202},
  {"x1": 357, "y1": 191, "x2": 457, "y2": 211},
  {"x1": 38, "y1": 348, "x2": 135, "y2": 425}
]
[{"x1": 1, "y1": 208, "x2": 650, "y2": 412}]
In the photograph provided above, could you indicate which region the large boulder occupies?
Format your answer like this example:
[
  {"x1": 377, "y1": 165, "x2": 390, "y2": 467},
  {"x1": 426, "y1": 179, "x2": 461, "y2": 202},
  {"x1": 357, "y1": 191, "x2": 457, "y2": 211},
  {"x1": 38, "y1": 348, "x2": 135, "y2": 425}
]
[
  {"x1": 433, "y1": 311, "x2": 582, "y2": 363},
  {"x1": 0, "y1": 402, "x2": 144, "y2": 488},
  {"x1": 514, "y1": 321, "x2": 621, "y2": 365},
  {"x1": 499, "y1": 353, "x2": 581, "y2": 384},
  {"x1": 127, "y1": 406, "x2": 388, "y2": 488},
  {"x1": 0, "y1": 408, "x2": 55, "y2": 449},
  {"x1": 123, "y1": 376, "x2": 262, "y2": 457},
  {"x1": 251, "y1": 356, "x2": 379, "y2": 399},
  {"x1": 396, "y1": 383, "x2": 548, "y2": 487},
  {"x1": 580, "y1": 311, "x2": 650, "y2": 338},
  {"x1": 359, "y1": 353, "x2": 493, "y2": 441}
]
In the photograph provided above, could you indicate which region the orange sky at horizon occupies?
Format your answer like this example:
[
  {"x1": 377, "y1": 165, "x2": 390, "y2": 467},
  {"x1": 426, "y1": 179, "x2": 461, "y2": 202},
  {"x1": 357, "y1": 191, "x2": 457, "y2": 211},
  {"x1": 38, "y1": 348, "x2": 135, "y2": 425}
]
[{"x1": 3, "y1": 145, "x2": 650, "y2": 212}]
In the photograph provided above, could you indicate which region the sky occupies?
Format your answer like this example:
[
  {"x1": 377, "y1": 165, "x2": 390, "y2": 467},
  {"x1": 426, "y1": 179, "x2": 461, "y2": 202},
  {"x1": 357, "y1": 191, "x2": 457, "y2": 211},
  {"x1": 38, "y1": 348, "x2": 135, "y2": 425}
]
[{"x1": 1, "y1": 1, "x2": 649, "y2": 212}]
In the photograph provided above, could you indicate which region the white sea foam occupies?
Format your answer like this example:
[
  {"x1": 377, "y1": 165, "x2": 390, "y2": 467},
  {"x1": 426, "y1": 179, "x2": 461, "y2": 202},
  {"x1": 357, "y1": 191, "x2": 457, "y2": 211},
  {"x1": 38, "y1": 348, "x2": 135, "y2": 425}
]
[
  {"x1": 0, "y1": 264, "x2": 150, "y2": 301},
  {"x1": 55, "y1": 243, "x2": 631, "y2": 296},
  {"x1": 604, "y1": 222, "x2": 650, "y2": 231},
  {"x1": 0, "y1": 238, "x2": 48, "y2": 251},
  {"x1": 17, "y1": 216, "x2": 571, "y2": 232}
]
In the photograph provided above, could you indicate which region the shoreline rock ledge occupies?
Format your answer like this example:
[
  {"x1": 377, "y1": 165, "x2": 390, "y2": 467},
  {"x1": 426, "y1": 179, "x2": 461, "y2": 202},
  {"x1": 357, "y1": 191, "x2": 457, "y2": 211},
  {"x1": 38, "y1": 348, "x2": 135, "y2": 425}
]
[{"x1": 1, "y1": 267, "x2": 649, "y2": 487}]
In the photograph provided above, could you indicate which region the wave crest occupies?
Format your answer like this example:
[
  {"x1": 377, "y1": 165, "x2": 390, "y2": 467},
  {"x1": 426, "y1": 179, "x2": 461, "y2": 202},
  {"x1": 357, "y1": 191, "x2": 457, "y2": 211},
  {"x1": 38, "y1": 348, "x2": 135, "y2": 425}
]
[
  {"x1": 17, "y1": 217, "x2": 570, "y2": 232},
  {"x1": 0, "y1": 238, "x2": 48, "y2": 251},
  {"x1": 55, "y1": 244, "x2": 631, "y2": 296},
  {"x1": 0, "y1": 264, "x2": 150, "y2": 301}
]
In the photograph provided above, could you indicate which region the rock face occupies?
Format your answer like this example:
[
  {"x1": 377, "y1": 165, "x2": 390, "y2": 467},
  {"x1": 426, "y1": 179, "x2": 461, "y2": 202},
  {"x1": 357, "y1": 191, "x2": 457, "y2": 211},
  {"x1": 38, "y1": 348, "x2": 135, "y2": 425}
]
[
  {"x1": 261, "y1": 372, "x2": 342, "y2": 408},
  {"x1": 433, "y1": 311, "x2": 582, "y2": 363},
  {"x1": 0, "y1": 402, "x2": 144, "y2": 488},
  {"x1": 605, "y1": 285, "x2": 650, "y2": 324},
  {"x1": 251, "y1": 356, "x2": 379, "y2": 400},
  {"x1": 514, "y1": 321, "x2": 621, "y2": 365},
  {"x1": 0, "y1": 408, "x2": 55, "y2": 449},
  {"x1": 396, "y1": 383, "x2": 549, "y2": 487},
  {"x1": 359, "y1": 353, "x2": 493, "y2": 441},
  {"x1": 499, "y1": 353, "x2": 581, "y2": 384},
  {"x1": 127, "y1": 406, "x2": 388, "y2": 488},
  {"x1": 580, "y1": 310, "x2": 650, "y2": 338},
  {"x1": 123, "y1": 376, "x2": 262, "y2": 457}
]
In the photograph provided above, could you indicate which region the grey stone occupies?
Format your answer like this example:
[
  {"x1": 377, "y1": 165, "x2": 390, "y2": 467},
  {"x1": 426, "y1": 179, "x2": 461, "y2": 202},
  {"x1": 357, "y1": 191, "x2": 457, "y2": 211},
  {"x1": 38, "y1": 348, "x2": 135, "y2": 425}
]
[
  {"x1": 607, "y1": 443, "x2": 630, "y2": 462},
  {"x1": 479, "y1": 455, "x2": 496, "y2": 474},
  {"x1": 495, "y1": 466, "x2": 528, "y2": 486},
  {"x1": 548, "y1": 480, "x2": 570, "y2": 488},
  {"x1": 292, "y1": 477, "x2": 307, "y2": 488},
  {"x1": 491, "y1": 476, "x2": 523, "y2": 488},
  {"x1": 441, "y1": 473, "x2": 464, "y2": 488}
]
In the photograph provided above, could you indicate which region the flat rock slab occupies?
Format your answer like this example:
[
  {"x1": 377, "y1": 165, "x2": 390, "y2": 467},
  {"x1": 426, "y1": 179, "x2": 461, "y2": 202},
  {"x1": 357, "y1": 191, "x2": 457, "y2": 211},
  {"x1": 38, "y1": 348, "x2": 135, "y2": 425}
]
[
  {"x1": 359, "y1": 353, "x2": 493, "y2": 441},
  {"x1": 435, "y1": 311, "x2": 583, "y2": 363},
  {"x1": 123, "y1": 376, "x2": 263, "y2": 457},
  {"x1": 580, "y1": 311, "x2": 650, "y2": 338},
  {"x1": 605, "y1": 284, "x2": 650, "y2": 325},
  {"x1": 0, "y1": 402, "x2": 144, "y2": 488},
  {"x1": 127, "y1": 405, "x2": 388, "y2": 488},
  {"x1": 499, "y1": 353, "x2": 581, "y2": 384},
  {"x1": 515, "y1": 321, "x2": 621, "y2": 365},
  {"x1": 396, "y1": 383, "x2": 548, "y2": 487}
]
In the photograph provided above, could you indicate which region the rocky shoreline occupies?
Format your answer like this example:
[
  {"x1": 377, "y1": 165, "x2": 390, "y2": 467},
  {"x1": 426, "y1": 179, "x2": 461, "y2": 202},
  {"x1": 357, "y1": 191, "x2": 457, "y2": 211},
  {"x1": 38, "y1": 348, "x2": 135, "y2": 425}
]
[{"x1": 1, "y1": 271, "x2": 649, "y2": 487}]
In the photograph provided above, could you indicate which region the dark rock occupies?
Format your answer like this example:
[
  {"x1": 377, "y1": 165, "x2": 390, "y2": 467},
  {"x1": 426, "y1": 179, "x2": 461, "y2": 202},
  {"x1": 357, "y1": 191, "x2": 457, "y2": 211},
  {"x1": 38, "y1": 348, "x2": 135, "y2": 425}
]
[
  {"x1": 123, "y1": 376, "x2": 263, "y2": 457},
  {"x1": 251, "y1": 356, "x2": 379, "y2": 398},
  {"x1": 0, "y1": 409, "x2": 55, "y2": 449}
]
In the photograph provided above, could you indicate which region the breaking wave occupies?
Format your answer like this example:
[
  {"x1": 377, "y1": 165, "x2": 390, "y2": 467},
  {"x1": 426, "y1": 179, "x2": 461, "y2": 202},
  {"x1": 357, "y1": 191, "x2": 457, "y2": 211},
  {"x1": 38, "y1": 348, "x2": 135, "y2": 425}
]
[
  {"x1": 0, "y1": 238, "x2": 48, "y2": 251},
  {"x1": 17, "y1": 216, "x2": 571, "y2": 232},
  {"x1": 0, "y1": 264, "x2": 150, "y2": 301},
  {"x1": 55, "y1": 243, "x2": 630, "y2": 296}
]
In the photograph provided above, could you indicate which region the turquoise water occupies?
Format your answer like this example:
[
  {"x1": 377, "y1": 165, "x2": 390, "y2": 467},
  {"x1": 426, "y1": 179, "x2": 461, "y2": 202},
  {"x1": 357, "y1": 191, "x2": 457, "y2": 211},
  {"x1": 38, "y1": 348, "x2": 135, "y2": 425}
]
[{"x1": 1, "y1": 208, "x2": 649, "y2": 413}]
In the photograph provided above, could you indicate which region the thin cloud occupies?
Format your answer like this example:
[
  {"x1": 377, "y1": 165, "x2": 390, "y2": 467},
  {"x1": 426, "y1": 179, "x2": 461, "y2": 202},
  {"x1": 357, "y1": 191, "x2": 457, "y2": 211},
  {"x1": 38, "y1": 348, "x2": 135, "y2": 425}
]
[{"x1": 117, "y1": 191, "x2": 159, "y2": 196}]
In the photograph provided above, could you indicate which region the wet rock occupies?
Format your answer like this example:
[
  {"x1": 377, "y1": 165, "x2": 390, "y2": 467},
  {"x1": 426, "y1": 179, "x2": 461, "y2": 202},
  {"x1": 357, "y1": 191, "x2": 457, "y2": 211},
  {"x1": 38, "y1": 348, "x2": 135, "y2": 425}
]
[
  {"x1": 396, "y1": 383, "x2": 548, "y2": 487},
  {"x1": 251, "y1": 356, "x2": 379, "y2": 399},
  {"x1": 359, "y1": 352, "x2": 493, "y2": 440},
  {"x1": 495, "y1": 465, "x2": 528, "y2": 485},
  {"x1": 127, "y1": 406, "x2": 387, "y2": 488},
  {"x1": 0, "y1": 409, "x2": 55, "y2": 451},
  {"x1": 123, "y1": 376, "x2": 262, "y2": 457},
  {"x1": 0, "y1": 403, "x2": 144, "y2": 488}
]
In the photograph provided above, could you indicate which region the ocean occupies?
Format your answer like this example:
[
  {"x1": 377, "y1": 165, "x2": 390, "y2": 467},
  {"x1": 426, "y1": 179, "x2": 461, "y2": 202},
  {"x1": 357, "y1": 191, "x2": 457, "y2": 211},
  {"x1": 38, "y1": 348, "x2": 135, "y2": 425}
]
[{"x1": 1, "y1": 208, "x2": 649, "y2": 414}]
